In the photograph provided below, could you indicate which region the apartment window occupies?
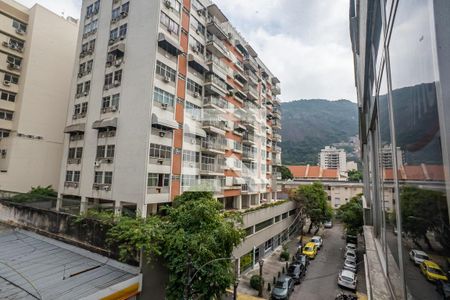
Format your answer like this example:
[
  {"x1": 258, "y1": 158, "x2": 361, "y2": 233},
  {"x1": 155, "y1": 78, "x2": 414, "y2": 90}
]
[
  {"x1": 147, "y1": 173, "x2": 170, "y2": 187},
  {"x1": 264, "y1": 239, "x2": 273, "y2": 252},
  {"x1": 68, "y1": 147, "x2": 83, "y2": 159},
  {"x1": 185, "y1": 101, "x2": 201, "y2": 120},
  {"x1": 182, "y1": 175, "x2": 198, "y2": 187},
  {"x1": 160, "y1": 12, "x2": 179, "y2": 35},
  {"x1": 0, "y1": 130, "x2": 10, "y2": 139},
  {"x1": 9, "y1": 38, "x2": 24, "y2": 50},
  {"x1": 189, "y1": 36, "x2": 204, "y2": 54},
  {"x1": 112, "y1": 7, "x2": 120, "y2": 19},
  {"x1": 119, "y1": 24, "x2": 128, "y2": 38},
  {"x1": 12, "y1": 20, "x2": 26, "y2": 32},
  {"x1": 83, "y1": 20, "x2": 98, "y2": 35},
  {"x1": 255, "y1": 218, "x2": 273, "y2": 232},
  {"x1": 191, "y1": 17, "x2": 205, "y2": 35},
  {"x1": 156, "y1": 61, "x2": 176, "y2": 82},
  {"x1": 164, "y1": 0, "x2": 181, "y2": 13},
  {"x1": 154, "y1": 87, "x2": 174, "y2": 107},
  {"x1": 201, "y1": 153, "x2": 216, "y2": 166},
  {"x1": 7, "y1": 56, "x2": 21, "y2": 68},
  {"x1": 104, "y1": 70, "x2": 122, "y2": 88},
  {"x1": 110, "y1": 28, "x2": 119, "y2": 40},
  {"x1": 104, "y1": 172, "x2": 113, "y2": 184},
  {"x1": 65, "y1": 171, "x2": 73, "y2": 182},
  {"x1": 0, "y1": 110, "x2": 13, "y2": 121},
  {"x1": 4, "y1": 73, "x2": 19, "y2": 85},
  {"x1": 106, "y1": 145, "x2": 115, "y2": 158},
  {"x1": 104, "y1": 73, "x2": 113, "y2": 87},
  {"x1": 121, "y1": 2, "x2": 130, "y2": 14},
  {"x1": 94, "y1": 171, "x2": 103, "y2": 184},
  {"x1": 65, "y1": 171, "x2": 80, "y2": 182},
  {"x1": 182, "y1": 150, "x2": 200, "y2": 163},
  {"x1": 187, "y1": 78, "x2": 202, "y2": 95},
  {"x1": 96, "y1": 145, "x2": 105, "y2": 158},
  {"x1": 88, "y1": 39, "x2": 96, "y2": 51},
  {"x1": 149, "y1": 143, "x2": 172, "y2": 159},
  {"x1": 102, "y1": 94, "x2": 120, "y2": 108},
  {"x1": 86, "y1": 0, "x2": 100, "y2": 17},
  {"x1": 0, "y1": 91, "x2": 16, "y2": 102},
  {"x1": 86, "y1": 60, "x2": 93, "y2": 73},
  {"x1": 192, "y1": 0, "x2": 204, "y2": 12}
]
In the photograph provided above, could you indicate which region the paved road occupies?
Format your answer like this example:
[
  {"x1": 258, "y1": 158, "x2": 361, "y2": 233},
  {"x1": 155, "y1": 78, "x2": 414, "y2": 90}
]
[{"x1": 290, "y1": 223, "x2": 361, "y2": 300}]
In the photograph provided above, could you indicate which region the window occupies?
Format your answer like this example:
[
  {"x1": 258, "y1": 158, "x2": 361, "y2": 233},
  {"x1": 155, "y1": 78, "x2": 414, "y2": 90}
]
[
  {"x1": 121, "y1": 2, "x2": 130, "y2": 14},
  {"x1": 65, "y1": 171, "x2": 73, "y2": 182},
  {"x1": 112, "y1": 7, "x2": 120, "y2": 19},
  {"x1": 147, "y1": 173, "x2": 170, "y2": 187},
  {"x1": 189, "y1": 36, "x2": 204, "y2": 54},
  {"x1": 185, "y1": 101, "x2": 201, "y2": 120},
  {"x1": 102, "y1": 93, "x2": 120, "y2": 108},
  {"x1": 0, "y1": 110, "x2": 13, "y2": 121},
  {"x1": 182, "y1": 174, "x2": 198, "y2": 187},
  {"x1": 94, "y1": 171, "x2": 103, "y2": 184},
  {"x1": 0, "y1": 130, "x2": 10, "y2": 139},
  {"x1": 187, "y1": 79, "x2": 203, "y2": 95},
  {"x1": 192, "y1": 0, "x2": 204, "y2": 12},
  {"x1": 0, "y1": 91, "x2": 16, "y2": 102},
  {"x1": 7, "y1": 56, "x2": 21, "y2": 68},
  {"x1": 255, "y1": 218, "x2": 273, "y2": 232},
  {"x1": 149, "y1": 143, "x2": 172, "y2": 159},
  {"x1": 86, "y1": 0, "x2": 100, "y2": 17},
  {"x1": 110, "y1": 28, "x2": 119, "y2": 40},
  {"x1": 88, "y1": 39, "x2": 96, "y2": 51},
  {"x1": 12, "y1": 20, "x2": 26, "y2": 32},
  {"x1": 96, "y1": 145, "x2": 106, "y2": 158},
  {"x1": 104, "y1": 73, "x2": 113, "y2": 87},
  {"x1": 66, "y1": 171, "x2": 80, "y2": 182},
  {"x1": 9, "y1": 38, "x2": 24, "y2": 50},
  {"x1": 164, "y1": 0, "x2": 181, "y2": 13},
  {"x1": 160, "y1": 12, "x2": 179, "y2": 35},
  {"x1": 73, "y1": 171, "x2": 80, "y2": 183},
  {"x1": 106, "y1": 145, "x2": 115, "y2": 158},
  {"x1": 156, "y1": 61, "x2": 176, "y2": 82},
  {"x1": 119, "y1": 24, "x2": 127, "y2": 38},
  {"x1": 83, "y1": 20, "x2": 98, "y2": 36},
  {"x1": 264, "y1": 239, "x2": 273, "y2": 251},
  {"x1": 182, "y1": 150, "x2": 199, "y2": 164},
  {"x1": 154, "y1": 87, "x2": 174, "y2": 106},
  {"x1": 104, "y1": 172, "x2": 113, "y2": 184},
  {"x1": 4, "y1": 73, "x2": 19, "y2": 85},
  {"x1": 191, "y1": 17, "x2": 205, "y2": 35},
  {"x1": 68, "y1": 147, "x2": 83, "y2": 159}
]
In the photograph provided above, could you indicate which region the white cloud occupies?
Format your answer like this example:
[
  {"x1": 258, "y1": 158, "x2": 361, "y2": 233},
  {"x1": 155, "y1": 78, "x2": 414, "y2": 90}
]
[{"x1": 16, "y1": 0, "x2": 356, "y2": 101}]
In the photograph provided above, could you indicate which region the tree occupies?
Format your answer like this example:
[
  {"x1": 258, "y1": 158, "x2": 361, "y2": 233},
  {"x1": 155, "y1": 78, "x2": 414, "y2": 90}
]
[
  {"x1": 400, "y1": 186, "x2": 449, "y2": 251},
  {"x1": 279, "y1": 165, "x2": 293, "y2": 180},
  {"x1": 348, "y1": 170, "x2": 363, "y2": 182},
  {"x1": 11, "y1": 185, "x2": 57, "y2": 203},
  {"x1": 291, "y1": 182, "x2": 332, "y2": 234},
  {"x1": 337, "y1": 195, "x2": 363, "y2": 234}
]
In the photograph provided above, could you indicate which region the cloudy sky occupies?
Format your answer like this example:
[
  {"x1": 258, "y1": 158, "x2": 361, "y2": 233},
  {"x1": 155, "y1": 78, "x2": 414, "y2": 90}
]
[{"x1": 17, "y1": 0, "x2": 356, "y2": 102}]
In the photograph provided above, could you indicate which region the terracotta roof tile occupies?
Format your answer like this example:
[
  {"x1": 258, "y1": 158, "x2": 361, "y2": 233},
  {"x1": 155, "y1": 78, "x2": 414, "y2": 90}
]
[
  {"x1": 403, "y1": 165, "x2": 426, "y2": 181},
  {"x1": 307, "y1": 166, "x2": 321, "y2": 177},
  {"x1": 288, "y1": 166, "x2": 307, "y2": 178},
  {"x1": 425, "y1": 165, "x2": 445, "y2": 181},
  {"x1": 322, "y1": 169, "x2": 338, "y2": 179}
]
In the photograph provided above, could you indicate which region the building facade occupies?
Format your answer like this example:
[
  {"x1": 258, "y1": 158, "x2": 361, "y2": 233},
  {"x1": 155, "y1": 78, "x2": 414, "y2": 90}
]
[
  {"x1": 0, "y1": 0, "x2": 78, "y2": 194},
  {"x1": 351, "y1": 0, "x2": 450, "y2": 299},
  {"x1": 319, "y1": 145, "x2": 347, "y2": 173}
]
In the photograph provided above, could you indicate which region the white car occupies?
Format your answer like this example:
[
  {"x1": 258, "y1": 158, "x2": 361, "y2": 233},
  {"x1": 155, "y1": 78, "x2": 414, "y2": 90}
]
[
  {"x1": 409, "y1": 250, "x2": 429, "y2": 266},
  {"x1": 310, "y1": 236, "x2": 323, "y2": 249},
  {"x1": 324, "y1": 220, "x2": 333, "y2": 228},
  {"x1": 346, "y1": 243, "x2": 357, "y2": 252},
  {"x1": 338, "y1": 269, "x2": 357, "y2": 291},
  {"x1": 344, "y1": 259, "x2": 357, "y2": 273},
  {"x1": 345, "y1": 249, "x2": 357, "y2": 262}
]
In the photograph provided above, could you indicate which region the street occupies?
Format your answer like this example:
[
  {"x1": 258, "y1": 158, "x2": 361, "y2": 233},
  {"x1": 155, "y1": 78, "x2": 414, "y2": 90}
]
[{"x1": 290, "y1": 223, "x2": 364, "y2": 300}]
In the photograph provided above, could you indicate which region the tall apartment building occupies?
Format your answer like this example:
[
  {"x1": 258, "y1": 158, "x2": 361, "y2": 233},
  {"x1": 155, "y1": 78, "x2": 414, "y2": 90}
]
[
  {"x1": 0, "y1": 0, "x2": 78, "y2": 194},
  {"x1": 351, "y1": 0, "x2": 450, "y2": 299},
  {"x1": 318, "y1": 146, "x2": 347, "y2": 173},
  {"x1": 57, "y1": 0, "x2": 283, "y2": 219},
  {"x1": 380, "y1": 144, "x2": 404, "y2": 168}
]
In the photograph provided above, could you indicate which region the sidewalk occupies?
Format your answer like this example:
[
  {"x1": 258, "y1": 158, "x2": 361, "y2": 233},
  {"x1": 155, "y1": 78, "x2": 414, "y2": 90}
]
[{"x1": 237, "y1": 225, "x2": 323, "y2": 298}]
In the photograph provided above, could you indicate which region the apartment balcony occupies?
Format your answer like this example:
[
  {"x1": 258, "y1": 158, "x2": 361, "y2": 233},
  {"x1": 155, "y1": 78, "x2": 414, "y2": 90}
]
[
  {"x1": 147, "y1": 186, "x2": 169, "y2": 194},
  {"x1": 201, "y1": 138, "x2": 226, "y2": 154},
  {"x1": 272, "y1": 85, "x2": 281, "y2": 95},
  {"x1": 206, "y1": 55, "x2": 229, "y2": 81},
  {"x1": 243, "y1": 133, "x2": 256, "y2": 145},
  {"x1": 242, "y1": 150, "x2": 256, "y2": 162},
  {"x1": 206, "y1": 36, "x2": 229, "y2": 59},
  {"x1": 98, "y1": 130, "x2": 116, "y2": 139},
  {"x1": 188, "y1": 54, "x2": 208, "y2": 74},
  {"x1": 234, "y1": 70, "x2": 247, "y2": 86},
  {"x1": 206, "y1": 16, "x2": 228, "y2": 41},
  {"x1": 244, "y1": 56, "x2": 259, "y2": 73},
  {"x1": 205, "y1": 74, "x2": 228, "y2": 97},
  {"x1": 272, "y1": 120, "x2": 282, "y2": 129},
  {"x1": 273, "y1": 110, "x2": 281, "y2": 120},
  {"x1": 274, "y1": 172, "x2": 282, "y2": 180},
  {"x1": 203, "y1": 96, "x2": 228, "y2": 111},
  {"x1": 244, "y1": 84, "x2": 259, "y2": 101},
  {"x1": 200, "y1": 163, "x2": 224, "y2": 176},
  {"x1": 273, "y1": 156, "x2": 282, "y2": 166},
  {"x1": 245, "y1": 70, "x2": 259, "y2": 87},
  {"x1": 274, "y1": 145, "x2": 282, "y2": 153},
  {"x1": 202, "y1": 119, "x2": 227, "y2": 136},
  {"x1": 67, "y1": 158, "x2": 81, "y2": 165}
]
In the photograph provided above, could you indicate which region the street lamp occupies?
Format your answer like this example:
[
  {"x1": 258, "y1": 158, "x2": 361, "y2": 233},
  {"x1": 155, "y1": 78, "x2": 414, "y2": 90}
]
[{"x1": 258, "y1": 259, "x2": 264, "y2": 297}]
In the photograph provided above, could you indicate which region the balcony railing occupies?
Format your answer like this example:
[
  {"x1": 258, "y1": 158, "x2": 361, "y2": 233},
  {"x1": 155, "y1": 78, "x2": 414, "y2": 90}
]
[
  {"x1": 201, "y1": 138, "x2": 227, "y2": 152},
  {"x1": 200, "y1": 163, "x2": 223, "y2": 174},
  {"x1": 147, "y1": 186, "x2": 169, "y2": 194},
  {"x1": 243, "y1": 133, "x2": 256, "y2": 143},
  {"x1": 203, "y1": 96, "x2": 228, "y2": 110},
  {"x1": 206, "y1": 35, "x2": 229, "y2": 58},
  {"x1": 205, "y1": 74, "x2": 228, "y2": 94}
]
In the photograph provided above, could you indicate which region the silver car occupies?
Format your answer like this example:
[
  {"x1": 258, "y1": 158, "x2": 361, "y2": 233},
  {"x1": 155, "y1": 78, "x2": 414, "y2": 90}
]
[
  {"x1": 310, "y1": 236, "x2": 323, "y2": 249},
  {"x1": 346, "y1": 243, "x2": 357, "y2": 252},
  {"x1": 338, "y1": 269, "x2": 357, "y2": 291},
  {"x1": 409, "y1": 249, "x2": 429, "y2": 266},
  {"x1": 344, "y1": 259, "x2": 357, "y2": 272},
  {"x1": 345, "y1": 249, "x2": 357, "y2": 262}
]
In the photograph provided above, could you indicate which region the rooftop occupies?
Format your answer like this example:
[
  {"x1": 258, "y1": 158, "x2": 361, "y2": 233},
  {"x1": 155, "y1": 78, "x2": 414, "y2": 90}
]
[{"x1": 0, "y1": 225, "x2": 140, "y2": 300}]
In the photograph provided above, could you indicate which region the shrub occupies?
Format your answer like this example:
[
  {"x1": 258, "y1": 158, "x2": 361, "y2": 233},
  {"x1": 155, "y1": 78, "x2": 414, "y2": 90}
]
[
  {"x1": 280, "y1": 251, "x2": 290, "y2": 261},
  {"x1": 250, "y1": 275, "x2": 264, "y2": 290}
]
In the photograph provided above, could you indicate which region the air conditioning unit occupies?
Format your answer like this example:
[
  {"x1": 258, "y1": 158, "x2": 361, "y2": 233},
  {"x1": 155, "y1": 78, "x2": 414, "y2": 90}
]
[
  {"x1": 193, "y1": 92, "x2": 200, "y2": 98},
  {"x1": 3, "y1": 81, "x2": 10, "y2": 86},
  {"x1": 111, "y1": 106, "x2": 118, "y2": 112},
  {"x1": 163, "y1": 76, "x2": 170, "y2": 83},
  {"x1": 195, "y1": 29, "x2": 200, "y2": 34},
  {"x1": 115, "y1": 59, "x2": 122, "y2": 66},
  {"x1": 121, "y1": 11, "x2": 128, "y2": 17},
  {"x1": 191, "y1": 45, "x2": 198, "y2": 53},
  {"x1": 84, "y1": 91, "x2": 89, "y2": 96},
  {"x1": 114, "y1": 80, "x2": 120, "y2": 86},
  {"x1": 161, "y1": 103, "x2": 168, "y2": 110},
  {"x1": 164, "y1": 0, "x2": 172, "y2": 9},
  {"x1": 157, "y1": 158, "x2": 164, "y2": 164},
  {"x1": 109, "y1": 38, "x2": 116, "y2": 45},
  {"x1": 73, "y1": 183, "x2": 79, "y2": 188},
  {"x1": 16, "y1": 29, "x2": 24, "y2": 35},
  {"x1": 78, "y1": 72, "x2": 84, "y2": 78},
  {"x1": 101, "y1": 107, "x2": 108, "y2": 113},
  {"x1": 104, "y1": 185, "x2": 111, "y2": 191},
  {"x1": 159, "y1": 131, "x2": 166, "y2": 137},
  {"x1": 120, "y1": 35, "x2": 125, "y2": 40},
  {"x1": 94, "y1": 161, "x2": 101, "y2": 167}
]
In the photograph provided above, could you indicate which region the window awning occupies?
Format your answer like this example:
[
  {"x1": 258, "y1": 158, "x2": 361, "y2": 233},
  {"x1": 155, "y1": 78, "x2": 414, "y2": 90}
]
[
  {"x1": 64, "y1": 123, "x2": 85, "y2": 133},
  {"x1": 184, "y1": 124, "x2": 206, "y2": 138},
  {"x1": 152, "y1": 113, "x2": 179, "y2": 130},
  {"x1": 92, "y1": 117, "x2": 118, "y2": 129},
  {"x1": 158, "y1": 33, "x2": 182, "y2": 56},
  {"x1": 233, "y1": 177, "x2": 246, "y2": 185},
  {"x1": 188, "y1": 54, "x2": 208, "y2": 74},
  {"x1": 109, "y1": 42, "x2": 125, "y2": 55},
  {"x1": 207, "y1": 4, "x2": 228, "y2": 23}
]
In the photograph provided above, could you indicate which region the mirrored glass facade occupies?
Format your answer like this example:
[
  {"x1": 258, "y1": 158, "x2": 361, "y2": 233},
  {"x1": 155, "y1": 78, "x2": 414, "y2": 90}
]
[{"x1": 351, "y1": 0, "x2": 450, "y2": 299}]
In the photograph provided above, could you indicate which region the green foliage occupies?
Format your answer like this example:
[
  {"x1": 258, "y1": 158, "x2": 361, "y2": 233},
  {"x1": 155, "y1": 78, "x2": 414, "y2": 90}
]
[
  {"x1": 280, "y1": 251, "x2": 290, "y2": 261},
  {"x1": 76, "y1": 208, "x2": 115, "y2": 224},
  {"x1": 10, "y1": 185, "x2": 57, "y2": 203},
  {"x1": 279, "y1": 165, "x2": 293, "y2": 180},
  {"x1": 250, "y1": 275, "x2": 264, "y2": 290},
  {"x1": 291, "y1": 182, "x2": 332, "y2": 231},
  {"x1": 400, "y1": 186, "x2": 449, "y2": 251},
  {"x1": 348, "y1": 170, "x2": 363, "y2": 182},
  {"x1": 337, "y1": 195, "x2": 363, "y2": 234},
  {"x1": 240, "y1": 252, "x2": 253, "y2": 273},
  {"x1": 243, "y1": 199, "x2": 290, "y2": 214}
]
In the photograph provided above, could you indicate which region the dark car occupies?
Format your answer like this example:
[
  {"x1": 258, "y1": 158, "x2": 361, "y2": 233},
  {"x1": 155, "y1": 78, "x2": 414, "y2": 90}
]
[
  {"x1": 271, "y1": 275, "x2": 295, "y2": 300},
  {"x1": 436, "y1": 280, "x2": 450, "y2": 299},
  {"x1": 293, "y1": 253, "x2": 310, "y2": 269},
  {"x1": 287, "y1": 263, "x2": 306, "y2": 284}
]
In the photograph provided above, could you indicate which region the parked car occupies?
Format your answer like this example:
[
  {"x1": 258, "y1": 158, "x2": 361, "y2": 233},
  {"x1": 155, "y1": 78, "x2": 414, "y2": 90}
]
[
  {"x1": 324, "y1": 220, "x2": 333, "y2": 228},
  {"x1": 293, "y1": 253, "x2": 310, "y2": 269},
  {"x1": 420, "y1": 260, "x2": 449, "y2": 282},
  {"x1": 343, "y1": 259, "x2": 357, "y2": 273},
  {"x1": 310, "y1": 236, "x2": 323, "y2": 249},
  {"x1": 346, "y1": 233, "x2": 357, "y2": 245},
  {"x1": 409, "y1": 249, "x2": 430, "y2": 266},
  {"x1": 337, "y1": 269, "x2": 357, "y2": 291},
  {"x1": 271, "y1": 275, "x2": 295, "y2": 300},
  {"x1": 302, "y1": 242, "x2": 318, "y2": 259},
  {"x1": 346, "y1": 243, "x2": 357, "y2": 252},
  {"x1": 287, "y1": 263, "x2": 306, "y2": 284},
  {"x1": 345, "y1": 249, "x2": 357, "y2": 262},
  {"x1": 436, "y1": 280, "x2": 450, "y2": 299}
]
